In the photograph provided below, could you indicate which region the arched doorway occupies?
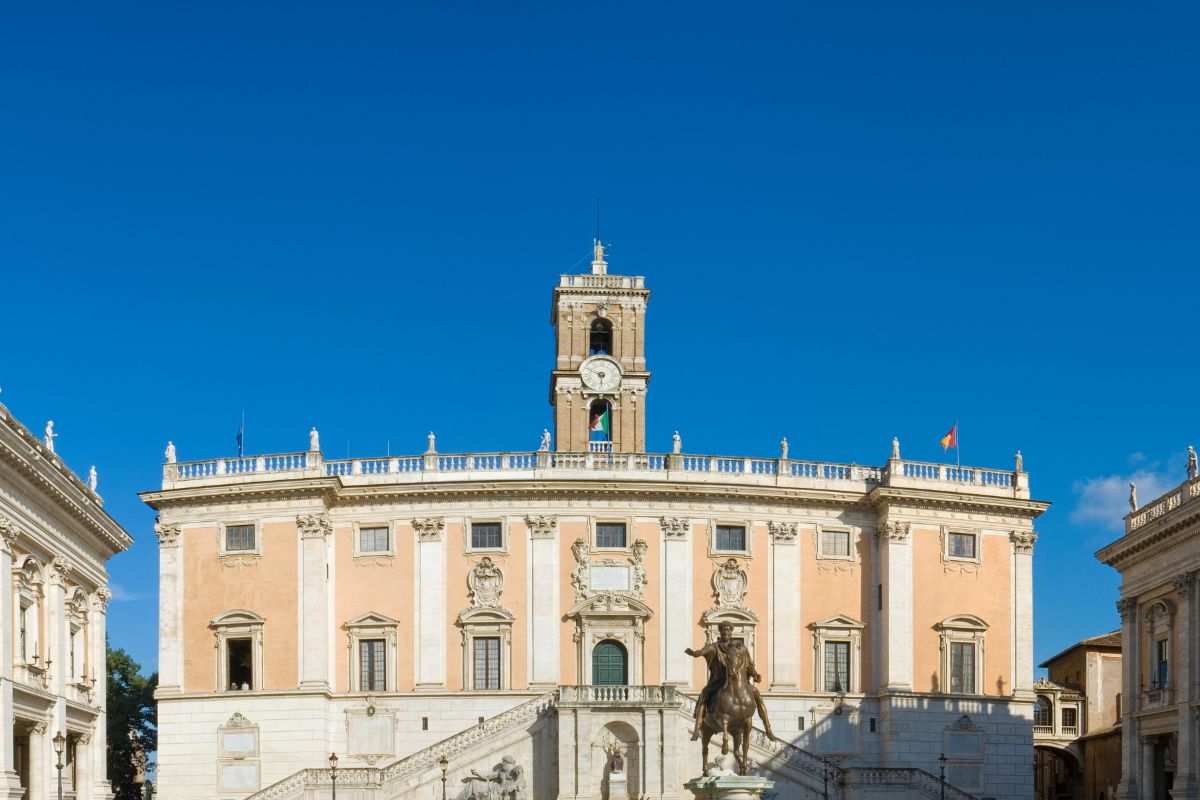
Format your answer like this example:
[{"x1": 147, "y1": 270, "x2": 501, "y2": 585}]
[
  {"x1": 592, "y1": 640, "x2": 628, "y2": 685},
  {"x1": 1035, "y1": 745, "x2": 1081, "y2": 800}
]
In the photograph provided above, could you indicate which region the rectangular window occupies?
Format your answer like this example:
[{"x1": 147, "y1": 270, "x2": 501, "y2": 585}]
[
  {"x1": 1061, "y1": 707, "x2": 1078, "y2": 730},
  {"x1": 227, "y1": 637, "x2": 253, "y2": 690},
  {"x1": 19, "y1": 603, "x2": 29, "y2": 662},
  {"x1": 473, "y1": 637, "x2": 501, "y2": 690},
  {"x1": 948, "y1": 532, "x2": 977, "y2": 559},
  {"x1": 69, "y1": 628, "x2": 78, "y2": 679},
  {"x1": 715, "y1": 525, "x2": 747, "y2": 552},
  {"x1": 359, "y1": 639, "x2": 386, "y2": 692},
  {"x1": 820, "y1": 529, "x2": 850, "y2": 557},
  {"x1": 471, "y1": 522, "x2": 503, "y2": 550},
  {"x1": 226, "y1": 524, "x2": 255, "y2": 552},
  {"x1": 596, "y1": 522, "x2": 627, "y2": 549},
  {"x1": 824, "y1": 641, "x2": 850, "y2": 693},
  {"x1": 359, "y1": 526, "x2": 390, "y2": 553},
  {"x1": 1155, "y1": 639, "x2": 1169, "y2": 688},
  {"x1": 950, "y1": 642, "x2": 976, "y2": 694}
]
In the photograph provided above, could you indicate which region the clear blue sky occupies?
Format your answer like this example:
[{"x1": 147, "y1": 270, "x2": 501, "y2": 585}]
[{"x1": 3, "y1": 1, "x2": 1197, "y2": 676}]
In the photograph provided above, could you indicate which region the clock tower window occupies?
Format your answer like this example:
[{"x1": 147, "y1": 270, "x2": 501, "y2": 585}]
[
  {"x1": 589, "y1": 318, "x2": 613, "y2": 356},
  {"x1": 588, "y1": 400, "x2": 612, "y2": 442}
]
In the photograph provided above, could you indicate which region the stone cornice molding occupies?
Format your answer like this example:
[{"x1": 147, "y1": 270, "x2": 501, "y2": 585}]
[
  {"x1": 1010, "y1": 530, "x2": 1038, "y2": 555},
  {"x1": 869, "y1": 487, "x2": 1050, "y2": 518},
  {"x1": 297, "y1": 513, "x2": 332, "y2": 540},
  {"x1": 0, "y1": 403, "x2": 132, "y2": 554},
  {"x1": 1172, "y1": 571, "x2": 1196, "y2": 598},
  {"x1": 659, "y1": 517, "x2": 689, "y2": 538},
  {"x1": 1097, "y1": 504, "x2": 1200, "y2": 569},
  {"x1": 155, "y1": 521, "x2": 181, "y2": 549},
  {"x1": 413, "y1": 517, "x2": 445, "y2": 542},
  {"x1": 524, "y1": 515, "x2": 557, "y2": 539},
  {"x1": 768, "y1": 520, "x2": 798, "y2": 543}
]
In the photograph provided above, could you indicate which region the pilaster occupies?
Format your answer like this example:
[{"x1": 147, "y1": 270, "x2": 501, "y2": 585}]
[
  {"x1": 661, "y1": 517, "x2": 693, "y2": 685},
  {"x1": 1116, "y1": 596, "x2": 1140, "y2": 800},
  {"x1": 1173, "y1": 572, "x2": 1198, "y2": 798},
  {"x1": 297, "y1": 514, "x2": 332, "y2": 690},
  {"x1": 0, "y1": 517, "x2": 23, "y2": 800},
  {"x1": 1010, "y1": 530, "x2": 1037, "y2": 699},
  {"x1": 414, "y1": 518, "x2": 447, "y2": 688},
  {"x1": 90, "y1": 589, "x2": 113, "y2": 800},
  {"x1": 527, "y1": 515, "x2": 560, "y2": 687},
  {"x1": 767, "y1": 521, "x2": 799, "y2": 690},
  {"x1": 877, "y1": 521, "x2": 913, "y2": 691},
  {"x1": 155, "y1": 522, "x2": 184, "y2": 694}
]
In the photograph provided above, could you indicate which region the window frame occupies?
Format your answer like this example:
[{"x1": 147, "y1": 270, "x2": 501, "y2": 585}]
[
  {"x1": 210, "y1": 609, "x2": 266, "y2": 692},
  {"x1": 353, "y1": 521, "x2": 394, "y2": 557},
  {"x1": 342, "y1": 613, "x2": 400, "y2": 693},
  {"x1": 457, "y1": 606, "x2": 514, "y2": 691},
  {"x1": 942, "y1": 527, "x2": 982, "y2": 565},
  {"x1": 936, "y1": 614, "x2": 988, "y2": 696},
  {"x1": 219, "y1": 521, "x2": 261, "y2": 557},
  {"x1": 809, "y1": 615, "x2": 864, "y2": 694},
  {"x1": 466, "y1": 518, "x2": 507, "y2": 554},
  {"x1": 591, "y1": 517, "x2": 632, "y2": 552},
  {"x1": 815, "y1": 524, "x2": 855, "y2": 561},
  {"x1": 710, "y1": 520, "x2": 752, "y2": 556},
  {"x1": 358, "y1": 637, "x2": 387, "y2": 693},
  {"x1": 472, "y1": 636, "x2": 502, "y2": 690}
]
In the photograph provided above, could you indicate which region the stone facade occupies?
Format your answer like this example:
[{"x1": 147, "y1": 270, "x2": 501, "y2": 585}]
[
  {"x1": 1098, "y1": 470, "x2": 1200, "y2": 799},
  {"x1": 0, "y1": 401, "x2": 133, "y2": 800},
  {"x1": 142, "y1": 248, "x2": 1047, "y2": 800}
]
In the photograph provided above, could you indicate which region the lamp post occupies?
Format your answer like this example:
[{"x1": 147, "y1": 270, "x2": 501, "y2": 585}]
[
  {"x1": 821, "y1": 757, "x2": 829, "y2": 800},
  {"x1": 328, "y1": 752, "x2": 338, "y2": 800},
  {"x1": 53, "y1": 731, "x2": 66, "y2": 800},
  {"x1": 938, "y1": 752, "x2": 947, "y2": 800},
  {"x1": 438, "y1": 755, "x2": 449, "y2": 800}
]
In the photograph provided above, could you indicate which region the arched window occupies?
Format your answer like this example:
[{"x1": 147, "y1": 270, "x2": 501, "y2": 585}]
[
  {"x1": 1034, "y1": 696, "x2": 1053, "y2": 727},
  {"x1": 589, "y1": 400, "x2": 612, "y2": 442},
  {"x1": 592, "y1": 640, "x2": 628, "y2": 685},
  {"x1": 589, "y1": 318, "x2": 613, "y2": 356}
]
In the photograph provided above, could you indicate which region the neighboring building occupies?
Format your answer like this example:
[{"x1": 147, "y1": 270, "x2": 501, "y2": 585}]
[
  {"x1": 1, "y1": 402, "x2": 134, "y2": 800},
  {"x1": 142, "y1": 242, "x2": 1049, "y2": 800},
  {"x1": 1098, "y1": 462, "x2": 1200, "y2": 800},
  {"x1": 1033, "y1": 631, "x2": 1122, "y2": 800}
]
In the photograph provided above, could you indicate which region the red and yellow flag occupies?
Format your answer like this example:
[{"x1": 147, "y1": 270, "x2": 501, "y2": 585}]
[{"x1": 939, "y1": 423, "x2": 958, "y2": 452}]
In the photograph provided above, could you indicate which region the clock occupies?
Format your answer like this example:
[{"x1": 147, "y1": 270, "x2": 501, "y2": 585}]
[{"x1": 580, "y1": 356, "x2": 622, "y2": 393}]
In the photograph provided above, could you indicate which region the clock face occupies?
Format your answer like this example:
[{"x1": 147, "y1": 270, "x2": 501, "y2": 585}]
[{"x1": 581, "y1": 357, "x2": 622, "y2": 392}]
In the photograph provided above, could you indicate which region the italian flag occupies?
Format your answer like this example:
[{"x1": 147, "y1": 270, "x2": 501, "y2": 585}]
[{"x1": 590, "y1": 407, "x2": 611, "y2": 437}]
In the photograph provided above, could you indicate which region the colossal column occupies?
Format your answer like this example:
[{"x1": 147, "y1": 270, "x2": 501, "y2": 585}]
[
  {"x1": 0, "y1": 517, "x2": 22, "y2": 799},
  {"x1": 1011, "y1": 530, "x2": 1037, "y2": 698},
  {"x1": 90, "y1": 589, "x2": 112, "y2": 800},
  {"x1": 297, "y1": 514, "x2": 332, "y2": 690},
  {"x1": 768, "y1": 521, "x2": 799, "y2": 689},
  {"x1": 1116, "y1": 596, "x2": 1140, "y2": 800},
  {"x1": 1172, "y1": 573, "x2": 1197, "y2": 798}
]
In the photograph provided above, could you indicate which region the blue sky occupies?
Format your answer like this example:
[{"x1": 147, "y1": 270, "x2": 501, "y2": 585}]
[{"x1": 3, "y1": 1, "x2": 1198, "y2": 675}]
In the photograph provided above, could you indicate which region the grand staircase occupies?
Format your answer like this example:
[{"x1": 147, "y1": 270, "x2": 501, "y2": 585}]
[{"x1": 245, "y1": 688, "x2": 978, "y2": 800}]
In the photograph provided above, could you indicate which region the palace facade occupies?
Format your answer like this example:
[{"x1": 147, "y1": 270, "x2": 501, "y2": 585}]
[
  {"x1": 1, "y1": 402, "x2": 133, "y2": 800},
  {"x1": 142, "y1": 244, "x2": 1048, "y2": 800},
  {"x1": 1098, "y1": 461, "x2": 1200, "y2": 800}
]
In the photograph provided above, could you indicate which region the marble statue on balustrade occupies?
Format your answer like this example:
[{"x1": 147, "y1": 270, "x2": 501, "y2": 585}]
[
  {"x1": 44, "y1": 420, "x2": 57, "y2": 453},
  {"x1": 779, "y1": 437, "x2": 788, "y2": 460},
  {"x1": 309, "y1": 427, "x2": 320, "y2": 452},
  {"x1": 88, "y1": 465, "x2": 98, "y2": 493},
  {"x1": 454, "y1": 755, "x2": 526, "y2": 800},
  {"x1": 164, "y1": 440, "x2": 176, "y2": 464},
  {"x1": 891, "y1": 435, "x2": 900, "y2": 460},
  {"x1": 1129, "y1": 482, "x2": 1138, "y2": 512},
  {"x1": 1015, "y1": 449, "x2": 1023, "y2": 473},
  {"x1": 1188, "y1": 445, "x2": 1197, "y2": 480},
  {"x1": 538, "y1": 428, "x2": 551, "y2": 452},
  {"x1": 673, "y1": 430, "x2": 682, "y2": 454},
  {"x1": 426, "y1": 431, "x2": 437, "y2": 454},
  {"x1": 686, "y1": 622, "x2": 776, "y2": 775}
]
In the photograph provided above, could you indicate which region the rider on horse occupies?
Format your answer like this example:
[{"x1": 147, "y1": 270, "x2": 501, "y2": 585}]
[{"x1": 685, "y1": 622, "x2": 776, "y2": 741}]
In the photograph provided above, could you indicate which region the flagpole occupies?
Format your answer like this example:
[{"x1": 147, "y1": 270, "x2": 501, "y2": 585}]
[{"x1": 956, "y1": 419, "x2": 960, "y2": 469}]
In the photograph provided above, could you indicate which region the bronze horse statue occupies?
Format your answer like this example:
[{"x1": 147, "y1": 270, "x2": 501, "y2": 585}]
[{"x1": 686, "y1": 622, "x2": 776, "y2": 775}]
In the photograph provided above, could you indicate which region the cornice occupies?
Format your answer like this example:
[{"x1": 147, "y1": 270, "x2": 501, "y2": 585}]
[
  {"x1": 1096, "y1": 506, "x2": 1200, "y2": 569},
  {"x1": 868, "y1": 486, "x2": 1050, "y2": 519},
  {"x1": 139, "y1": 478, "x2": 340, "y2": 509},
  {"x1": 0, "y1": 406, "x2": 132, "y2": 554}
]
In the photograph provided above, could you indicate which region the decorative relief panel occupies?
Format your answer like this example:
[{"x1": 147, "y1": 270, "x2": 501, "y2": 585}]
[
  {"x1": 768, "y1": 521, "x2": 798, "y2": 543},
  {"x1": 0, "y1": 514, "x2": 17, "y2": 552},
  {"x1": 711, "y1": 558, "x2": 748, "y2": 609}
]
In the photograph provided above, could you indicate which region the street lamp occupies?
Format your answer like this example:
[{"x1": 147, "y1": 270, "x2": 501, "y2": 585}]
[
  {"x1": 438, "y1": 755, "x2": 449, "y2": 800},
  {"x1": 938, "y1": 752, "x2": 947, "y2": 800},
  {"x1": 821, "y1": 757, "x2": 829, "y2": 800},
  {"x1": 53, "y1": 731, "x2": 66, "y2": 800},
  {"x1": 328, "y1": 753, "x2": 338, "y2": 800}
]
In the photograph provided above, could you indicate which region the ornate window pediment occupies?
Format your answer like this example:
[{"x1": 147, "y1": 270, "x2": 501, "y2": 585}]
[
  {"x1": 935, "y1": 614, "x2": 988, "y2": 696},
  {"x1": 457, "y1": 557, "x2": 514, "y2": 691},
  {"x1": 810, "y1": 615, "x2": 865, "y2": 694},
  {"x1": 343, "y1": 612, "x2": 399, "y2": 693},
  {"x1": 211, "y1": 609, "x2": 265, "y2": 692},
  {"x1": 567, "y1": 593, "x2": 653, "y2": 686}
]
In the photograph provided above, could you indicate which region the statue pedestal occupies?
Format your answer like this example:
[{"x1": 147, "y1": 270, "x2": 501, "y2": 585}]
[
  {"x1": 684, "y1": 775, "x2": 775, "y2": 799},
  {"x1": 608, "y1": 770, "x2": 628, "y2": 799}
]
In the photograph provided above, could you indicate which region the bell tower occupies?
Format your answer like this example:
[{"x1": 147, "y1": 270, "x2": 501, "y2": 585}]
[{"x1": 549, "y1": 240, "x2": 650, "y2": 453}]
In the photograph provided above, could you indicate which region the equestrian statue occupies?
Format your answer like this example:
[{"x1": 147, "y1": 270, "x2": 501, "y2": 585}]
[{"x1": 685, "y1": 622, "x2": 777, "y2": 775}]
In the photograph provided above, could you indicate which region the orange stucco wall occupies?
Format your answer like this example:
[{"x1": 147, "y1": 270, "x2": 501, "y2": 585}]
[
  {"x1": 635, "y1": 520, "x2": 662, "y2": 686},
  {"x1": 912, "y1": 527, "x2": 1012, "y2": 695},
  {"x1": 797, "y1": 525, "x2": 870, "y2": 691},
  {"x1": 182, "y1": 522, "x2": 299, "y2": 692}
]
